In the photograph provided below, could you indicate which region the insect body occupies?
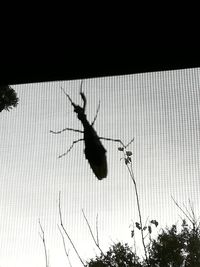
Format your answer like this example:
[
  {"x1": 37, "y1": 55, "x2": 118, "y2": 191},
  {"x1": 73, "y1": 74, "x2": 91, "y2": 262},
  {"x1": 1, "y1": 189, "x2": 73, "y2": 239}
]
[
  {"x1": 50, "y1": 82, "x2": 134, "y2": 180},
  {"x1": 51, "y1": 82, "x2": 107, "y2": 180},
  {"x1": 82, "y1": 122, "x2": 107, "y2": 179},
  {"x1": 67, "y1": 86, "x2": 107, "y2": 180}
]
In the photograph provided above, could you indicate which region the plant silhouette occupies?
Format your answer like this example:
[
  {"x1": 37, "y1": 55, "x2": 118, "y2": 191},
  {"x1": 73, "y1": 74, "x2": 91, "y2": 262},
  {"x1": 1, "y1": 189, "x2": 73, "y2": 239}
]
[{"x1": 0, "y1": 85, "x2": 18, "y2": 112}]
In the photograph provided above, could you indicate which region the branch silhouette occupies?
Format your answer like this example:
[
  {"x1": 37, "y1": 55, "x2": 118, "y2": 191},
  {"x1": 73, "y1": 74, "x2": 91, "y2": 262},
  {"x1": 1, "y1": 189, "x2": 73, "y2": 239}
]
[{"x1": 58, "y1": 191, "x2": 86, "y2": 267}]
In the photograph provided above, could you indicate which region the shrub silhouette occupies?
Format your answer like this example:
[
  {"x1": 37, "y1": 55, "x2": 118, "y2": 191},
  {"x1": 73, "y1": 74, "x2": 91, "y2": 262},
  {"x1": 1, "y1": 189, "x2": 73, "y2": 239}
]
[
  {"x1": 148, "y1": 219, "x2": 200, "y2": 267},
  {"x1": 87, "y1": 242, "x2": 142, "y2": 267},
  {"x1": 148, "y1": 224, "x2": 184, "y2": 267},
  {"x1": 87, "y1": 219, "x2": 200, "y2": 267},
  {"x1": 0, "y1": 85, "x2": 18, "y2": 112}
]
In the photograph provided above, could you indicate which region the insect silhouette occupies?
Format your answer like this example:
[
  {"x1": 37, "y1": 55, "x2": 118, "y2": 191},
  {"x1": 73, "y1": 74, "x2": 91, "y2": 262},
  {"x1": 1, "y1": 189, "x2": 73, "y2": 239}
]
[{"x1": 50, "y1": 82, "x2": 134, "y2": 180}]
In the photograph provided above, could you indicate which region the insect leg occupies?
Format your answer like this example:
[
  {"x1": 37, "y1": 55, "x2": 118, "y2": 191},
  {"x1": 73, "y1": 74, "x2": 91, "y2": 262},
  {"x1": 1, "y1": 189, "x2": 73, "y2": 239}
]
[
  {"x1": 99, "y1": 136, "x2": 134, "y2": 149},
  {"x1": 58, "y1": 138, "x2": 84, "y2": 158},
  {"x1": 50, "y1": 128, "x2": 84, "y2": 134}
]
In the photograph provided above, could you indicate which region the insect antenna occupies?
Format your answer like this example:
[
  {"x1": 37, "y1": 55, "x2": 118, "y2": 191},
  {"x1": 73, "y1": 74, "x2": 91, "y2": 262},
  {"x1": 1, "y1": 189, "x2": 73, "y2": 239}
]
[
  {"x1": 60, "y1": 87, "x2": 76, "y2": 108},
  {"x1": 91, "y1": 100, "x2": 100, "y2": 126}
]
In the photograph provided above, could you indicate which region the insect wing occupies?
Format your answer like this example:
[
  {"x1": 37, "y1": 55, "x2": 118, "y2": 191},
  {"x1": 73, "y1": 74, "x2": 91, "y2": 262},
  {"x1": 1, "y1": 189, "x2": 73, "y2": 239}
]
[
  {"x1": 84, "y1": 139, "x2": 107, "y2": 180},
  {"x1": 88, "y1": 153, "x2": 107, "y2": 180}
]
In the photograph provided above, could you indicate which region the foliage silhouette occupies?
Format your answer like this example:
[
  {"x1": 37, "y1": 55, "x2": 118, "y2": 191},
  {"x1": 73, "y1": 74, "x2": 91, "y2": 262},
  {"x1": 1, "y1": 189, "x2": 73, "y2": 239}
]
[
  {"x1": 148, "y1": 219, "x2": 200, "y2": 267},
  {"x1": 148, "y1": 224, "x2": 184, "y2": 267},
  {"x1": 87, "y1": 242, "x2": 143, "y2": 267},
  {"x1": 180, "y1": 219, "x2": 200, "y2": 267},
  {"x1": 0, "y1": 85, "x2": 18, "y2": 112},
  {"x1": 87, "y1": 218, "x2": 200, "y2": 267}
]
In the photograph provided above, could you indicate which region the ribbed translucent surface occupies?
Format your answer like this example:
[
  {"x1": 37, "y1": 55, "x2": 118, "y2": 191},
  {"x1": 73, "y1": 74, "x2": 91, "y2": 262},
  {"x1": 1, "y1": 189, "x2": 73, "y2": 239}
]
[{"x1": 0, "y1": 68, "x2": 199, "y2": 266}]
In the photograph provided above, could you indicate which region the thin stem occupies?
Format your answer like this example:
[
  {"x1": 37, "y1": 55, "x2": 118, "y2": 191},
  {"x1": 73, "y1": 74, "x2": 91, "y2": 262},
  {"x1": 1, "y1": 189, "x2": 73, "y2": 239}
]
[
  {"x1": 120, "y1": 142, "x2": 149, "y2": 266},
  {"x1": 171, "y1": 196, "x2": 193, "y2": 224},
  {"x1": 38, "y1": 219, "x2": 49, "y2": 267},
  {"x1": 127, "y1": 163, "x2": 149, "y2": 265},
  {"x1": 183, "y1": 203, "x2": 193, "y2": 221},
  {"x1": 82, "y1": 209, "x2": 105, "y2": 255},
  {"x1": 59, "y1": 192, "x2": 86, "y2": 267},
  {"x1": 96, "y1": 213, "x2": 99, "y2": 246},
  {"x1": 58, "y1": 225, "x2": 73, "y2": 267},
  {"x1": 188, "y1": 199, "x2": 197, "y2": 227},
  {"x1": 125, "y1": 137, "x2": 135, "y2": 149},
  {"x1": 172, "y1": 197, "x2": 199, "y2": 233}
]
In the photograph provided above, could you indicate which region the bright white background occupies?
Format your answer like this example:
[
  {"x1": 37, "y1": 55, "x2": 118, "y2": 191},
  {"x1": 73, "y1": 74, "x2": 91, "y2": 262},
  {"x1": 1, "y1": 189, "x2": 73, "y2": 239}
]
[{"x1": 0, "y1": 68, "x2": 200, "y2": 267}]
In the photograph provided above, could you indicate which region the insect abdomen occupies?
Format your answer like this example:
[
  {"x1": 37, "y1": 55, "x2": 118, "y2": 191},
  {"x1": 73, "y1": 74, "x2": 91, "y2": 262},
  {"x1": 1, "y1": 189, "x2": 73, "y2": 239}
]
[{"x1": 84, "y1": 129, "x2": 107, "y2": 179}]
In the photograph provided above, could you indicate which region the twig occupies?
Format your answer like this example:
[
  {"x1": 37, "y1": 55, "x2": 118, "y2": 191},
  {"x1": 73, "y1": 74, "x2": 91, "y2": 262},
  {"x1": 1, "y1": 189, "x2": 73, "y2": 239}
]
[
  {"x1": 124, "y1": 137, "x2": 135, "y2": 149},
  {"x1": 96, "y1": 213, "x2": 99, "y2": 246},
  {"x1": 38, "y1": 219, "x2": 49, "y2": 267},
  {"x1": 82, "y1": 209, "x2": 104, "y2": 255},
  {"x1": 58, "y1": 191, "x2": 86, "y2": 267},
  {"x1": 183, "y1": 202, "x2": 193, "y2": 222},
  {"x1": 188, "y1": 199, "x2": 197, "y2": 227},
  {"x1": 58, "y1": 225, "x2": 73, "y2": 267},
  {"x1": 171, "y1": 196, "x2": 193, "y2": 224}
]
